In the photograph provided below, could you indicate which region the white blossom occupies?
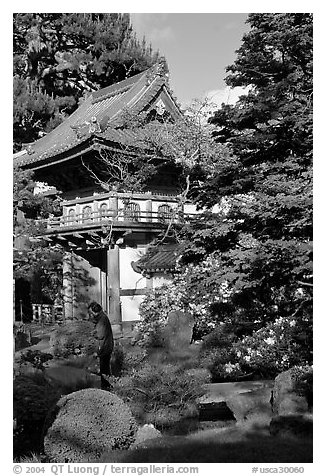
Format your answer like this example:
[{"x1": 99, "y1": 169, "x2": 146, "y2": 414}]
[{"x1": 264, "y1": 337, "x2": 275, "y2": 345}]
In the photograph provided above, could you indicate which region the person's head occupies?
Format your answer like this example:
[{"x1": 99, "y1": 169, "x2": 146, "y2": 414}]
[{"x1": 88, "y1": 301, "x2": 102, "y2": 322}]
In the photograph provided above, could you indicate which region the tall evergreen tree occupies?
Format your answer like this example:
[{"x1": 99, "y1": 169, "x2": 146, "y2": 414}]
[
  {"x1": 13, "y1": 13, "x2": 159, "y2": 150},
  {"x1": 179, "y1": 14, "x2": 312, "y2": 344}
]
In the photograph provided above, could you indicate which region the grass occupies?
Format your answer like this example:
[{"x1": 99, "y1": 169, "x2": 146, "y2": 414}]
[{"x1": 99, "y1": 415, "x2": 312, "y2": 463}]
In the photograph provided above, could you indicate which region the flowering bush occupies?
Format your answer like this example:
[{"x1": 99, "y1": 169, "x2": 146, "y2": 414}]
[
  {"x1": 200, "y1": 347, "x2": 244, "y2": 382},
  {"x1": 197, "y1": 311, "x2": 312, "y2": 381},
  {"x1": 233, "y1": 314, "x2": 312, "y2": 378},
  {"x1": 136, "y1": 254, "x2": 232, "y2": 346}
]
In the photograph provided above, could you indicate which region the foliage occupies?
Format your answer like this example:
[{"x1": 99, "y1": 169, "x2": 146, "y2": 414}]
[
  {"x1": 14, "y1": 166, "x2": 64, "y2": 305},
  {"x1": 13, "y1": 373, "x2": 61, "y2": 458},
  {"x1": 200, "y1": 323, "x2": 237, "y2": 353},
  {"x1": 135, "y1": 284, "x2": 182, "y2": 347},
  {"x1": 13, "y1": 13, "x2": 159, "y2": 150},
  {"x1": 14, "y1": 453, "x2": 44, "y2": 463},
  {"x1": 209, "y1": 13, "x2": 312, "y2": 164},
  {"x1": 198, "y1": 310, "x2": 312, "y2": 381},
  {"x1": 83, "y1": 99, "x2": 232, "y2": 198},
  {"x1": 14, "y1": 324, "x2": 31, "y2": 351},
  {"x1": 163, "y1": 14, "x2": 313, "y2": 373},
  {"x1": 291, "y1": 365, "x2": 313, "y2": 409},
  {"x1": 137, "y1": 254, "x2": 235, "y2": 344},
  {"x1": 49, "y1": 320, "x2": 98, "y2": 358},
  {"x1": 112, "y1": 362, "x2": 210, "y2": 428},
  {"x1": 44, "y1": 389, "x2": 137, "y2": 462},
  {"x1": 232, "y1": 315, "x2": 312, "y2": 378},
  {"x1": 20, "y1": 350, "x2": 53, "y2": 371}
]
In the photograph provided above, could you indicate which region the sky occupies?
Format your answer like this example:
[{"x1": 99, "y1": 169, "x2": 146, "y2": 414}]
[{"x1": 130, "y1": 13, "x2": 250, "y2": 108}]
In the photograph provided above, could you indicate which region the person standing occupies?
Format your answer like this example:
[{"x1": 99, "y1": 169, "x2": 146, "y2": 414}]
[{"x1": 88, "y1": 302, "x2": 114, "y2": 390}]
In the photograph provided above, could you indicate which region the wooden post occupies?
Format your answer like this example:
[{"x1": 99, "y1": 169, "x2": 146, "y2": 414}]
[
  {"x1": 109, "y1": 195, "x2": 118, "y2": 218},
  {"x1": 62, "y1": 252, "x2": 74, "y2": 320},
  {"x1": 145, "y1": 199, "x2": 153, "y2": 222},
  {"x1": 100, "y1": 251, "x2": 107, "y2": 312},
  {"x1": 107, "y1": 245, "x2": 122, "y2": 336},
  {"x1": 93, "y1": 200, "x2": 99, "y2": 221}
]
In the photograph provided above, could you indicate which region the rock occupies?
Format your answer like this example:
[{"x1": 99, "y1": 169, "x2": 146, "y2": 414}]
[
  {"x1": 198, "y1": 381, "x2": 274, "y2": 422},
  {"x1": 130, "y1": 424, "x2": 162, "y2": 448},
  {"x1": 269, "y1": 414, "x2": 313, "y2": 438},
  {"x1": 272, "y1": 369, "x2": 309, "y2": 416},
  {"x1": 198, "y1": 401, "x2": 236, "y2": 421},
  {"x1": 226, "y1": 387, "x2": 273, "y2": 422},
  {"x1": 162, "y1": 311, "x2": 194, "y2": 358}
]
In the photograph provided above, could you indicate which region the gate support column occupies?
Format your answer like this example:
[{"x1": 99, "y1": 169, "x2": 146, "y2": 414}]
[{"x1": 107, "y1": 245, "x2": 122, "y2": 336}]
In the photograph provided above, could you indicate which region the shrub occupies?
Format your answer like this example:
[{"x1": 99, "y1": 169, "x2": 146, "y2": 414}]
[
  {"x1": 13, "y1": 373, "x2": 61, "y2": 458},
  {"x1": 49, "y1": 320, "x2": 97, "y2": 358},
  {"x1": 135, "y1": 285, "x2": 180, "y2": 347},
  {"x1": 111, "y1": 342, "x2": 125, "y2": 377},
  {"x1": 44, "y1": 388, "x2": 137, "y2": 463},
  {"x1": 112, "y1": 363, "x2": 210, "y2": 429},
  {"x1": 200, "y1": 323, "x2": 237, "y2": 353},
  {"x1": 20, "y1": 350, "x2": 53, "y2": 371},
  {"x1": 197, "y1": 314, "x2": 312, "y2": 381},
  {"x1": 291, "y1": 365, "x2": 313, "y2": 409},
  {"x1": 233, "y1": 315, "x2": 313, "y2": 378},
  {"x1": 200, "y1": 347, "x2": 244, "y2": 382}
]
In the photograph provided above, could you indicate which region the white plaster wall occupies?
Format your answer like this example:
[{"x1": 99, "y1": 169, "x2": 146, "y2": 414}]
[
  {"x1": 184, "y1": 203, "x2": 198, "y2": 215},
  {"x1": 121, "y1": 295, "x2": 145, "y2": 322},
  {"x1": 119, "y1": 247, "x2": 147, "y2": 289}
]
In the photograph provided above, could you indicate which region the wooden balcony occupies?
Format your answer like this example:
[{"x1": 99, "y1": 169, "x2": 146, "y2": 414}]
[{"x1": 43, "y1": 191, "x2": 198, "y2": 250}]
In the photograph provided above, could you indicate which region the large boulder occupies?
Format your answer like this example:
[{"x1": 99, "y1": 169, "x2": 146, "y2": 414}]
[
  {"x1": 226, "y1": 387, "x2": 273, "y2": 422},
  {"x1": 130, "y1": 424, "x2": 162, "y2": 449},
  {"x1": 272, "y1": 367, "x2": 311, "y2": 416},
  {"x1": 44, "y1": 388, "x2": 137, "y2": 462}
]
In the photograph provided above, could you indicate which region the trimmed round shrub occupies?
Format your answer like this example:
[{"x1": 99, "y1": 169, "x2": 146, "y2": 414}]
[
  {"x1": 14, "y1": 374, "x2": 61, "y2": 458},
  {"x1": 44, "y1": 388, "x2": 137, "y2": 462},
  {"x1": 49, "y1": 320, "x2": 97, "y2": 358}
]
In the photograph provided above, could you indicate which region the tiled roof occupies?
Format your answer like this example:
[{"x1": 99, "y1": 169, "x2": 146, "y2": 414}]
[
  {"x1": 136, "y1": 244, "x2": 182, "y2": 273},
  {"x1": 14, "y1": 60, "x2": 182, "y2": 168}
]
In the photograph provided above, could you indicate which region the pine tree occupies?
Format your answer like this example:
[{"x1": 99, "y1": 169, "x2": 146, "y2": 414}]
[
  {"x1": 13, "y1": 13, "x2": 159, "y2": 150},
  {"x1": 179, "y1": 14, "x2": 312, "y2": 347}
]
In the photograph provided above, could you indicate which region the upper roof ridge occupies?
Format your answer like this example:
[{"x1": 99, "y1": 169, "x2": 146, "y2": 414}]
[{"x1": 92, "y1": 58, "x2": 169, "y2": 104}]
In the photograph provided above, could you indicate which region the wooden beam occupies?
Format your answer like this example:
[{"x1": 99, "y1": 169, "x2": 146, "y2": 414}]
[
  {"x1": 41, "y1": 236, "x2": 53, "y2": 241},
  {"x1": 120, "y1": 288, "x2": 148, "y2": 296}
]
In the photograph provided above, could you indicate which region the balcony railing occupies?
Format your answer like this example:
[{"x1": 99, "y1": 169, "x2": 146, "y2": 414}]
[{"x1": 46, "y1": 192, "x2": 199, "y2": 231}]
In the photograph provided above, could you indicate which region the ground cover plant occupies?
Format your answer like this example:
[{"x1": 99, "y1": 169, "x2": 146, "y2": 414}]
[
  {"x1": 99, "y1": 415, "x2": 312, "y2": 463},
  {"x1": 49, "y1": 320, "x2": 98, "y2": 358},
  {"x1": 112, "y1": 362, "x2": 210, "y2": 430}
]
